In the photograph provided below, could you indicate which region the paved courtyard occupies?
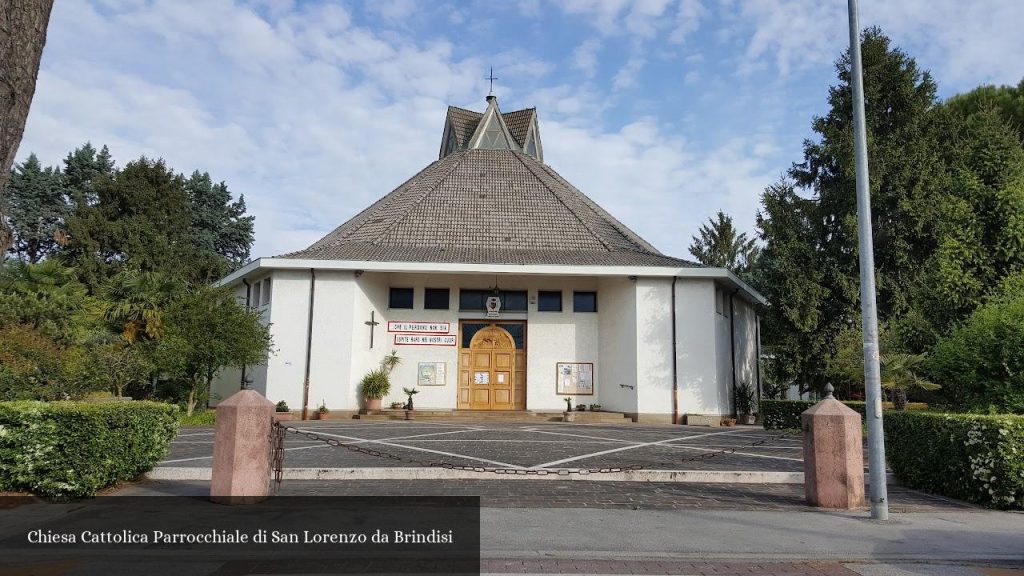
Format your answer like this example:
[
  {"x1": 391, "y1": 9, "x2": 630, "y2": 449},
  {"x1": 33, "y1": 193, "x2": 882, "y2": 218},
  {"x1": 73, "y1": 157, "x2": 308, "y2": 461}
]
[{"x1": 163, "y1": 421, "x2": 808, "y2": 472}]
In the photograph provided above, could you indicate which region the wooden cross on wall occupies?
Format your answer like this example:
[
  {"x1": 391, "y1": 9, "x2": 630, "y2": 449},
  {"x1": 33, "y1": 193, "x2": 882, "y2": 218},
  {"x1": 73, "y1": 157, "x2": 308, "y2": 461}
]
[{"x1": 365, "y1": 311, "x2": 380, "y2": 349}]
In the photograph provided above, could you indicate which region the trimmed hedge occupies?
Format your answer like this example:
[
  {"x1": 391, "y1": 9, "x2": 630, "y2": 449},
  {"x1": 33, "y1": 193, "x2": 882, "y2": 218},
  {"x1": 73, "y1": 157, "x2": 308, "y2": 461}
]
[
  {"x1": 761, "y1": 399, "x2": 928, "y2": 430},
  {"x1": 884, "y1": 411, "x2": 1024, "y2": 509},
  {"x1": 0, "y1": 401, "x2": 178, "y2": 499}
]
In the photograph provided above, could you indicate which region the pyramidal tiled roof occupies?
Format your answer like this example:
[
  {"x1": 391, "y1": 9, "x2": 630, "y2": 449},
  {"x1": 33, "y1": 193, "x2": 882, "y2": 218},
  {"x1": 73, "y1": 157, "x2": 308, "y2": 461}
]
[{"x1": 281, "y1": 148, "x2": 694, "y2": 267}]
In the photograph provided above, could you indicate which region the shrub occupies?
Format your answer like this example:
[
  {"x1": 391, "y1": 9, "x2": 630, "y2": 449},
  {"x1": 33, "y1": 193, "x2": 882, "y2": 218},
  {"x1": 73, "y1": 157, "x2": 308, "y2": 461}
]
[
  {"x1": 928, "y1": 296, "x2": 1024, "y2": 413},
  {"x1": 761, "y1": 399, "x2": 928, "y2": 429},
  {"x1": 359, "y1": 368, "x2": 391, "y2": 399},
  {"x1": 884, "y1": 411, "x2": 1024, "y2": 509},
  {"x1": 179, "y1": 409, "x2": 216, "y2": 426},
  {"x1": 0, "y1": 401, "x2": 178, "y2": 499}
]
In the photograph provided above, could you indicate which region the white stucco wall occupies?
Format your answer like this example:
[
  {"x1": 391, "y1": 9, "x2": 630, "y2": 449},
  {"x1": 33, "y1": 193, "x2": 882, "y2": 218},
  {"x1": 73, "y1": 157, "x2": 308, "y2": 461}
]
[
  {"x1": 212, "y1": 266, "x2": 760, "y2": 418},
  {"x1": 731, "y1": 296, "x2": 760, "y2": 411},
  {"x1": 635, "y1": 278, "x2": 674, "y2": 416},
  {"x1": 675, "y1": 279, "x2": 722, "y2": 416},
  {"x1": 597, "y1": 277, "x2": 638, "y2": 414}
]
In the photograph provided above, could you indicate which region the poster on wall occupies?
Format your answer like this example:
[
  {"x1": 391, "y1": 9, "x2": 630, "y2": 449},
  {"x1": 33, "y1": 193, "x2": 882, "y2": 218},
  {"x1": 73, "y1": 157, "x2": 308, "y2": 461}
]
[
  {"x1": 417, "y1": 362, "x2": 447, "y2": 386},
  {"x1": 556, "y1": 362, "x2": 594, "y2": 395}
]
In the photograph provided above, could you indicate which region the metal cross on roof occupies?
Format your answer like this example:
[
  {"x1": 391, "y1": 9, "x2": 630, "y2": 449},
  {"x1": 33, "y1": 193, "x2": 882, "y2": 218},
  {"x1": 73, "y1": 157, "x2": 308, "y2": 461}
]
[{"x1": 486, "y1": 67, "x2": 498, "y2": 95}]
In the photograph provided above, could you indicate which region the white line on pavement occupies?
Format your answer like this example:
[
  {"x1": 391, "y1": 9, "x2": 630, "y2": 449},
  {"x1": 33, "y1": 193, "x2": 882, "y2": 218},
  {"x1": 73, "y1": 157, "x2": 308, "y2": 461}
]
[{"x1": 531, "y1": 429, "x2": 748, "y2": 469}]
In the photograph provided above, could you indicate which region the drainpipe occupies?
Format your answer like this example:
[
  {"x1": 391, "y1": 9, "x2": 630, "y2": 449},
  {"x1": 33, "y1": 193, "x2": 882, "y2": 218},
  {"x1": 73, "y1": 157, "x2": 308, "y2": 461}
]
[
  {"x1": 301, "y1": 269, "x2": 316, "y2": 420},
  {"x1": 729, "y1": 289, "x2": 739, "y2": 418},
  {"x1": 755, "y1": 311, "x2": 762, "y2": 405},
  {"x1": 240, "y1": 278, "x2": 251, "y2": 390},
  {"x1": 670, "y1": 276, "x2": 679, "y2": 425}
]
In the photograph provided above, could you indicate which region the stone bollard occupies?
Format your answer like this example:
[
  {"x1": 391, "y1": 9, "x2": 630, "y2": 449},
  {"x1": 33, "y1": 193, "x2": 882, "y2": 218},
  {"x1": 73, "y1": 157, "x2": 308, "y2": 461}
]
[
  {"x1": 802, "y1": 385, "x2": 865, "y2": 509},
  {"x1": 210, "y1": 390, "x2": 275, "y2": 505}
]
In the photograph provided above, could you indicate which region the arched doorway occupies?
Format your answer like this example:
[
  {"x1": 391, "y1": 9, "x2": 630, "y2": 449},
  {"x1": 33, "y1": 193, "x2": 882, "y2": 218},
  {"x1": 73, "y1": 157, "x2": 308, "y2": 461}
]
[{"x1": 458, "y1": 322, "x2": 526, "y2": 410}]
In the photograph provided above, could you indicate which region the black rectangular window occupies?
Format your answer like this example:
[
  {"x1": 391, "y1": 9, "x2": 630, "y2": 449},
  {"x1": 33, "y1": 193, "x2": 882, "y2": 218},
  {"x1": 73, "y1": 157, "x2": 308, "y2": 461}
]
[
  {"x1": 573, "y1": 291, "x2": 598, "y2": 313},
  {"x1": 459, "y1": 289, "x2": 528, "y2": 311},
  {"x1": 389, "y1": 287, "x2": 414, "y2": 309},
  {"x1": 424, "y1": 288, "x2": 450, "y2": 310},
  {"x1": 537, "y1": 290, "x2": 562, "y2": 312}
]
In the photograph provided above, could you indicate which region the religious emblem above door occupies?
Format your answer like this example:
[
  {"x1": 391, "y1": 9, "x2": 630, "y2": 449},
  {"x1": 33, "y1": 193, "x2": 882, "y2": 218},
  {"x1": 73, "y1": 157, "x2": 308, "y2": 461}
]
[{"x1": 458, "y1": 322, "x2": 526, "y2": 410}]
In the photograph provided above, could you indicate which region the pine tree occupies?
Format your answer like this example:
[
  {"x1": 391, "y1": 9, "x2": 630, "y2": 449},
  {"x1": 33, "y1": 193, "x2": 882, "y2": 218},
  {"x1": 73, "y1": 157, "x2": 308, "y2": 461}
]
[
  {"x1": 3, "y1": 154, "x2": 68, "y2": 263},
  {"x1": 688, "y1": 210, "x2": 760, "y2": 275}
]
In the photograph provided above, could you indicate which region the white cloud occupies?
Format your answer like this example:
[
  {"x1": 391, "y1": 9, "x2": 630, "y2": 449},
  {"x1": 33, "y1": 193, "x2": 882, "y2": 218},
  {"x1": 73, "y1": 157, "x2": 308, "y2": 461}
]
[
  {"x1": 543, "y1": 118, "x2": 777, "y2": 260},
  {"x1": 612, "y1": 54, "x2": 646, "y2": 90},
  {"x1": 724, "y1": 0, "x2": 1024, "y2": 88},
  {"x1": 573, "y1": 38, "x2": 602, "y2": 76}
]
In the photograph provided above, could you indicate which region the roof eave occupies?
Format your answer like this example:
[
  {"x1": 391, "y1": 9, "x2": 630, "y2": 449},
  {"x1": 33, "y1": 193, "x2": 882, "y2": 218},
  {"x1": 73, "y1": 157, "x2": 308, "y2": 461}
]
[{"x1": 216, "y1": 258, "x2": 766, "y2": 304}]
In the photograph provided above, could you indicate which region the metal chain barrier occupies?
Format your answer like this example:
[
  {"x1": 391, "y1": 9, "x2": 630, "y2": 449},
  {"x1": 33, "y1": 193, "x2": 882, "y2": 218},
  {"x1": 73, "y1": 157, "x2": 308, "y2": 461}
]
[
  {"x1": 269, "y1": 421, "x2": 285, "y2": 491},
  {"x1": 271, "y1": 422, "x2": 802, "y2": 477}
]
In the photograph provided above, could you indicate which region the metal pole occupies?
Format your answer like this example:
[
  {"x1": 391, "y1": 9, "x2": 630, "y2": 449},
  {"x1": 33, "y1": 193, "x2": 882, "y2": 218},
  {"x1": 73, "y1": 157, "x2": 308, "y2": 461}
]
[{"x1": 847, "y1": 0, "x2": 888, "y2": 520}]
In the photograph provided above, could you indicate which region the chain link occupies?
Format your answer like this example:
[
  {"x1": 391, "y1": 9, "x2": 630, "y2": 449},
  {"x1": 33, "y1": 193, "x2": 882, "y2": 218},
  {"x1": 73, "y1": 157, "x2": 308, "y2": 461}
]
[
  {"x1": 269, "y1": 422, "x2": 285, "y2": 490},
  {"x1": 271, "y1": 422, "x2": 802, "y2": 477}
]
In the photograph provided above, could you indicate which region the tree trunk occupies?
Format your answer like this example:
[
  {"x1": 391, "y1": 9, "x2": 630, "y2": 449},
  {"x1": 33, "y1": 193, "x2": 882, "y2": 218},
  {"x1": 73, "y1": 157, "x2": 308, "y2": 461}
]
[
  {"x1": 893, "y1": 388, "x2": 908, "y2": 411},
  {"x1": 186, "y1": 386, "x2": 196, "y2": 417},
  {"x1": 0, "y1": 0, "x2": 55, "y2": 252}
]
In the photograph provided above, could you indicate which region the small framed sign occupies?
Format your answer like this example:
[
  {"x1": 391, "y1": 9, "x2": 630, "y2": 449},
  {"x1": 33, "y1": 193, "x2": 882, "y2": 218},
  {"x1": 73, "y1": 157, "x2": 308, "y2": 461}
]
[
  {"x1": 394, "y1": 334, "x2": 457, "y2": 346},
  {"x1": 417, "y1": 362, "x2": 447, "y2": 386},
  {"x1": 388, "y1": 321, "x2": 451, "y2": 334},
  {"x1": 556, "y1": 362, "x2": 594, "y2": 396}
]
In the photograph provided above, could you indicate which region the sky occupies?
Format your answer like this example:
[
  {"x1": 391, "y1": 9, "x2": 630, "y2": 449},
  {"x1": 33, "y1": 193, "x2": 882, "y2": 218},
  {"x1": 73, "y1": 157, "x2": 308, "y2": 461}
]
[{"x1": 17, "y1": 0, "x2": 1024, "y2": 261}]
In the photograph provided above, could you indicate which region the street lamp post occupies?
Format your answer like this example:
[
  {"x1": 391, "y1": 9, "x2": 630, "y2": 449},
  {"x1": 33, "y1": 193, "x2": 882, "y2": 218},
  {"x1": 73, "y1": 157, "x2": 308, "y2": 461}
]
[{"x1": 847, "y1": 0, "x2": 889, "y2": 520}]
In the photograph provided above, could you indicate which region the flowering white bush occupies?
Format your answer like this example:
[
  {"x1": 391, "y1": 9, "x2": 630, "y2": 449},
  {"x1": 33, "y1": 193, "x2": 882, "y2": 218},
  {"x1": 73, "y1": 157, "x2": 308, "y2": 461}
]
[{"x1": 885, "y1": 411, "x2": 1023, "y2": 509}]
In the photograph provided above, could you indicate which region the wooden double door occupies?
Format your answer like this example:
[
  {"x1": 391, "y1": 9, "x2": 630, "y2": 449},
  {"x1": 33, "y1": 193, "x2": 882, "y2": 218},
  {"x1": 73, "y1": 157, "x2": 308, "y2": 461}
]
[{"x1": 458, "y1": 322, "x2": 526, "y2": 410}]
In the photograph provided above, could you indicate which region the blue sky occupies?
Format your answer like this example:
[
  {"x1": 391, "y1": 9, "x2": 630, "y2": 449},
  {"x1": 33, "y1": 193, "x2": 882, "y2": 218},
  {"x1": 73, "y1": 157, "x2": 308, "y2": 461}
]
[{"x1": 18, "y1": 0, "x2": 1024, "y2": 261}]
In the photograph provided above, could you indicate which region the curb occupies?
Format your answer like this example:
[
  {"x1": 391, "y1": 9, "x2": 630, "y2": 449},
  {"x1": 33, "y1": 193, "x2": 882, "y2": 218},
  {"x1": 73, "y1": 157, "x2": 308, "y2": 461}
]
[{"x1": 148, "y1": 467, "x2": 806, "y2": 483}]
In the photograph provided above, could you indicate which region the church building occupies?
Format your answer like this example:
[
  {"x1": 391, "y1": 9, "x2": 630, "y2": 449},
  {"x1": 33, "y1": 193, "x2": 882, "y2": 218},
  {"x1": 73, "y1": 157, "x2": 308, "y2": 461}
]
[{"x1": 213, "y1": 94, "x2": 765, "y2": 423}]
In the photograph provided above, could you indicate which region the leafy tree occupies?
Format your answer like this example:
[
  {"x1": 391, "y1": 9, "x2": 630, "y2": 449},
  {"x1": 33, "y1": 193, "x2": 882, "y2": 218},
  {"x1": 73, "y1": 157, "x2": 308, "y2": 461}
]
[
  {"x1": 689, "y1": 210, "x2": 760, "y2": 275},
  {"x1": 928, "y1": 295, "x2": 1024, "y2": 414},
  {"x1": 0, "y1": 324, "x2": 100, "y2": 401},
  {"x1": 0, "y1": 259, "x2": 96, "y2": 344},
  {"x1": 944, "y1": 79, "x2": 1024, "y2": 144},
  {"x1": 155, "y1": 285, "x2": 271, "y2": 415},
  {"x1": 3, "y1": 154, "x2": 68, "y2": 263}
]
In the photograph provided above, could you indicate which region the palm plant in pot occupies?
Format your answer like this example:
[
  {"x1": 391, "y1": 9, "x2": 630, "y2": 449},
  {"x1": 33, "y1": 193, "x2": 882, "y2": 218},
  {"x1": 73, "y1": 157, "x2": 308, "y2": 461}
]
[
  {"x1": 359, "y1": 368, "x2": 390, "y2": 411},
  {"x1": 735, "y1": 382, "x2": 757, "y2": 425}
]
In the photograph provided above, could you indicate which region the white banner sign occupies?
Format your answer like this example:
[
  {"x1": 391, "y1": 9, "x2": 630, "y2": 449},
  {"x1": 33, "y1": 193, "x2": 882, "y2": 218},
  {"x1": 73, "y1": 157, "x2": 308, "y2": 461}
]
[
  {"x1": 394, "y1": 334, "x2": 457, "y2": 346},
  {"x1": 387, "y1": 321, "x2": 451, "y2": 334}
]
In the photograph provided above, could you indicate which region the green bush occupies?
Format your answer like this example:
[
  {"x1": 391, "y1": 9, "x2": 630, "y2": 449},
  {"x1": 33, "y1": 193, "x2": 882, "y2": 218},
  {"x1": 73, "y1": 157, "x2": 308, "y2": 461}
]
[
  {"x1": 761, "y1": 399, "x2": 928, "y2": 429},
  {"x1": 884, "y1": 411, "x2": 1024, "y2": 509},
  {"x1": 179, "y1": 409, "x2": 215, "y2": 426},
  {"x1": 928, "y1": 296, "x2": 1024, "y2": 414},
  {"x1": 0, "y1": 401, "x2": 178, "y2": 499}
]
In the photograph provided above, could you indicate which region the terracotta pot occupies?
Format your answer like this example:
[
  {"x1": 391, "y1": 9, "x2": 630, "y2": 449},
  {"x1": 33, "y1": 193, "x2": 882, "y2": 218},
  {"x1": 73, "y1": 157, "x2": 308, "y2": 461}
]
[
  {"x1": 365, "y1": 397, "x2": 382, "y2": 411},
  {"x1": 741, "y1": 414, "x2": 756, "y2": 425},
  {"x1": 273, "y1": 412, "x2": 293, "y2": 422},
  {"x1": 404, "y1": 410, "x2": 414, "y2": 420}
]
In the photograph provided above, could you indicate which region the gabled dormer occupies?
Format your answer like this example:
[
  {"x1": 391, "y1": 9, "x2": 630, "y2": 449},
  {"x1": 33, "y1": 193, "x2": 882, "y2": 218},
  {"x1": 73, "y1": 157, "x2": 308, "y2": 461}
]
[{"x1": 438, "y1": 95, "x2": 544, "y2": 163}]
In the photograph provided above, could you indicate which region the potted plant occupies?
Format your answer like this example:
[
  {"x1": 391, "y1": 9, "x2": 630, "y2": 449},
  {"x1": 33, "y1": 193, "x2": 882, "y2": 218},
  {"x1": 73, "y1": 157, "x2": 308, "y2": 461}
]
[
  {"x1": 575, "y1": 403, "x2": 587, "y2": 412},
  {"x1": 564, "y1": 397, "x2": 573, "y2": 412},
  {"x1": 359, "y1": 368, "x2": 390, "y2": 411},
  {"x1": 390, "y1": 401, "x2": 404, "y2": 410},
  {"x1": 402, "y1": 387, "x2": 419, "y2": 411},
  {"x1": 315, "y1": 400, "x2": 329, "y2": 420},
  {"x1": 274, "y1": 400, "x2": 292, "y2": 421},
  {"x1": 736, "y1": 382, "x2": 757, "y2": 425},
  {"x1": 588, "y1": 404, "x2": 601, "y2": 412},
  {"x1": 721, "y1": 417, "x2": 737, "y2": 427}
]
